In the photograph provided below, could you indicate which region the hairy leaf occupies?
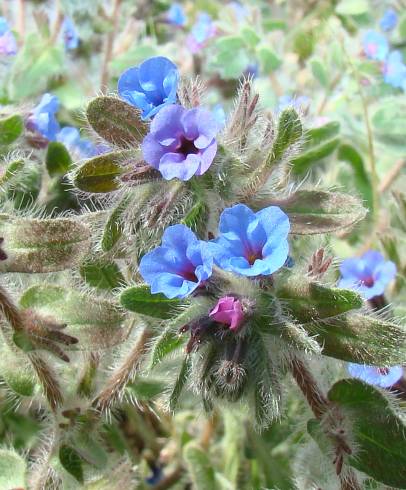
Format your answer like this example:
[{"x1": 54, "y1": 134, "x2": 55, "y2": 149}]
[
  {"x1": 73, "y1": 151, "x2": 128, "y2": 193},
  {"x1": 0, "y1": 215, "x2": 90, "y2": 273},
  {"x1": 0, "y1": 450, "x2": 27, "y2": 488},
  {"x1": 268, "y1": 108, "x2": 302, "y2": 166},
  {"x1": 274, "y1": 190, "x2": 367, "y2": 234},
  {"x1": 86, "y1": 96, "x2": 148, "y2": 147},
  {"x1": 120, "y1": 284, "x2": 181, "y2": 319},
  {"x1": 184, "y1": 442, "x2": 219, "y2": 490},
  {"x1": 46, "y1": 141, "x2": 72, "y2": 177},
  {"x1": 80, "y1": 260, "x2": 125, "y2": 290},
  {"x1": 169, "y1": 355, "x2": 191, "y2": 411},
  {"x1": 59, "y1": 445, "x2": 84, "y2": 483}
]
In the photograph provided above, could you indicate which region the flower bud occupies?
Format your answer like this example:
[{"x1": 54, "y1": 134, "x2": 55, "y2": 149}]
[{"x1": 209, "y1": 296, "x2": 244, "y2": 331}]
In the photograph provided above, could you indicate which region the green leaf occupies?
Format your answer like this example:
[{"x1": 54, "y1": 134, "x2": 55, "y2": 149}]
[
  {"x1": 86, "y1": 96, "x2": 148, "y2": 147},
  {"x1": 45, "y1": 141, "x2": 72, "y2": 177},
  {"x1": 0, "y1": 114, "x2": 24, "y2": 145},
  {"x1": 73, "y1": 151, "x2": 127, "y2": 193},
  {"x1": 20, "y1": 285, "x2": 125, "y2": 349},
  {"x1": 328, "y1": 379, "x2": 406, "y2": 487},
  {"x1": 80, "y1": 260, "x2": 125, "y2": 290},
  {"x1": 310, "y1": 59, "x2": 329, "y2": 87},
  {"x1": 59, "y1": 445, "x2": 84, "y2": 483},
  {"x1": 181, "y1": 200, "x2": 209, "y2": 235},
  {"x1": 371, "y1": 98, "x2": 406, "y2": 147},
  {"x1": 0, "y1": 450, "x2": 27, "y2": 489},
  {"x1": 0, "y1": 215, "x2": 90, "y2": 273},
  {"x1": 336, "y1": 0, "x2": 369, "y2": 15},
  {"x1": 184, "y1": 442, "x2": 219, "y2": 490},
  {"x1": 275, "y1": 275, "x2": 363, "y2": 322},
  {"x1": 303, "y1": 313, "x2": 406, "y2": 365},
  {"x1": 73, "y1": 433, "x2": 108, "y2": 469},
  {"x1": 305, "y1": 122, "x2": 340, "y2": 147},
  {"x1": 127, "y1": 376, "x2": 167, "y2": 400},
  {"x1": 337, "y1": 144, "x2": 373, "y2": 211},
  {"x1": 257, "y1": 46, "x2": 282, "y2": 73},
  {"x1": 120, "y1": 284, "x2": 181, "y2": 319},
  {"x1": 100, "y1": 193, "x2": 132, "y2": 252},
  {"x1": 291, "y1": 138, "x2": 340, "y2": 174},
  {"x1": 0, "y1": 158, "x2": 25, "y2": 186},
  {"x1": 7, "y1": 164, "x2": 41, "y2": 210},
  {"x1": 241, "y1": 27, "x2": 261, "y2": 47},
  {"x1": 263, "y1": 19, "x2": 287, "y2": 31},
  {"x1": 169, "y1": 355, "x2": 191, "y2": 411},
  {"x1": 275, "y1": 190, "x2": 367, "y2": 234},
  {"x1": 215, "y1": 35, "x2": 245, "y2": 52},
  {"x1": 267, "y1": 108, "x2": 302, "y2": 167}
]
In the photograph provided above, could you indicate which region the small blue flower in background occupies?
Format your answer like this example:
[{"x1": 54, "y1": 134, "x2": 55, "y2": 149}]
[
  {"x1": 145, "y1": 464, "x2": 163, "y2": 486},
  {"x1": 118, "y1": 56, "x2": 179, "y2": 120},
  {"x1": 228, "y1": 2, "x2": 248, "y2": 22},
  {"x1": 62, "y1": 17, "x2": 79, "y2": 50},
  {"x1": 380, "y1": 8, "x2": 398, "y2": 31},
  {"x1": 277, "y1": 95, "x2": 309, "y2": 113},
  {"x1": 27, "y1": 94, "x2": 61, "y2": 141},
  {"x1": 348, "y1": 363, "x2": 403, "y2": 388},
  {"x1": 142, "y1": 104, "x2": 218, "y2": 181},
  {"x1": 362, "y1": 30, "x2": 389, "y2": 61},
  {"x1": 187, "y1": 13, "x2": 216, "y2": 53},
  {"x1": 0, "y1": 17, "x2": 17, "y2": 56},
  {"x1": 339, "y1": 250, "x2": 396, "y2": 300},
  {"x1": 384, "y1": 51, "x2": 406, "y2": 89},
  {"x1": 209, "y1": 204, "x2": 290, "y2": 277},
  {"x1": 56, "y1": 126, "x2": 99, "y2": 158},
  {"x1": 244, "y1": 63, "x2": 259, "y2": 79},
  {"x1": 166, "y1": 3, "x2": 187, "y2": 27},
  {"x1": 212, "y1": 104, "x2": 226, "y2": 131},
  {"x1": 139, "y1": 224, "x2": 213, "y2": 299}
]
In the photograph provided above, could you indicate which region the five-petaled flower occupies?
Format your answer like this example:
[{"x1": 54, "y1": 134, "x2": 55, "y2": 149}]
[
  {"x1": 362, "y1": 30, "x2": 388, "y2": 61},
  {"x1": 0, "y1": 17, "x2": 17, "y2": 56},
  {"x1": 142, "y1": 104, "x2": 218, "y2": 181},
  {"x1": 348, "y1": 363, "x2": 403, "y2": 388},
  {"x1": 339, "y1": 250, "x2": 396, "y2": 300},
  {"x1": 209, "y1": 296, "x2": 244, "y2": 331},
  {"x1": 208, "y1": 204, "x2": 290, "y2": 277},
  {"x1": 139, "y1": 224, "x2": 213, "y2": 299},
  {"x1": 118, "y1": 56, "x2": 179, "y2": 120},
  {"x1": 26, "y1": 93, "x2": 61, "y2": 141}
]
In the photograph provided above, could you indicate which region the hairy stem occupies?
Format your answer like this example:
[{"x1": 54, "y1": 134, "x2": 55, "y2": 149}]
[
  {"x1": 0, "y1": 284, "x2": 25, "y2": 332},
  {"x1": 93, "y1": 326, "x2": 151, "y2": 411},
  {"x1": 100, "y1": 0, "x2": 122, "y2": 89},
  {"x1": 30, "y1": 353, "x2": 63, "y2": 411}
]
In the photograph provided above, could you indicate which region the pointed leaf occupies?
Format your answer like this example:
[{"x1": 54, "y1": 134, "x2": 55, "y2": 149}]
[
  {"x1": 267, "y1": 108, "x2": 302, "y2": 167},
  {"x1": 101, "y1": 194, "x2": 132, "y2": 252},
  {"x1": 291, "y1": 138, "x2": 339, "y2": 174},
  {"x1": 86, "y1": 96, "x2": 148, "y2": 147},
  {"x1": 0, "y1": 114, "x2": 24, "y2": 145},
  {"x1": 59, "y1": 445, "x2": 84, "y2": 483},
  {"x1": 80, "y1": 260, "x2": 125, "y2": 290},
  {"x1": 120, "y1": 284, "x2": 181, "y2": 319},
  {"x1": 169, "y1": 355, "x2": 191, "y2": 411},
  {"x1": 46, "y1": 141, "x2": 72, "y2": 177}
]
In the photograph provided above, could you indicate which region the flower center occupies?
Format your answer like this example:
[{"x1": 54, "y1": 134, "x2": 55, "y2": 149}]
[
  {"x1": 361, "y1": 276, "x2": 374, "y2": 288},
  {"x1": 246, "y1": 252, "x2": 261, "y2": 265},
  {"x1": 176, "y1": 136, "x2": 200, "y2": 156},
  {"x1": 182, "y1": 268, "x2": 198, "y2": 282}
]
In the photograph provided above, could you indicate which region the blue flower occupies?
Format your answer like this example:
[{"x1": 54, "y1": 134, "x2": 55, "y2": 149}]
[
  {"x1": 62, "y1": 17, "x2": 79, "y2": 50},
  {"x1": 209, "y1": 204, "x2": 290, "y2": 277},
  {"x1": 187, "y1": 13, "x2": 216, "y2": 53},
  {"x1": 27, "y1": 94, "x2": 60, "y2": 141},
  {"x1": 212, "y1": 104, "x2": 226, "y2": 131},
  {"x1": 362, "y1": 30, "x2": 389, "y2": 61},
  {"x1": 139, "y1": 224, "x2": 213, "y2": 299},
  {"x1": 384, "y1": 51, "x2": 406, "y2": 89},
  {"x1": 339, "y1": 250, "x2": 396, "y2": 300},
  {"x1": 380, "y1": 8, "x2": 398, "y2": 32},
  {"x1": 0, "y1": 17, "x2": 17, "y2": 56},
  {"x1": 56, "y1": 126, "x2": 98, "y2": 158},
  {"x1": 118, "y1": 56, "x2": 179, "y2": 120},
  {"x1": 348, "y1": 363, "x2": 403, "y2": 388},
  {"x1": 167, "y1": 3, "x2": 187, "y2": 26},
  {"x1": 277, "y1": 95, "x2": 309, "y2": 113},
  {"x1": 142, "y1": 104, "x2": 218, "y2": 181}
]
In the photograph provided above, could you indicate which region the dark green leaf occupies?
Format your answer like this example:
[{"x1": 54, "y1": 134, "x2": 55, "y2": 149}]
[
  {"x1": 73, "y1": 151, "x2": 127, "y2": 193},
  {"x1": 292, "y1": 138, "x2": 339, "y2": 174},
  {"x1": 80, "y1": 260, "x2": 125, "y2": 290},
  {"x1": 337, "y1": 144, "x2": 373, "y2": 211},
  {"x1": 127, "y1": 377, "x2": 167, "y2": 400},
  {"x1": 59, "y1": 445, "x2": 84, "y2": 483},
  {"x1": 101, "y1": 193, "x2": 132, "y2": 252},
  {"x1": 86, "y1": 96, "x2": 148, "y2": 147},
  {"x1": 328, "y1": 379, "x2": 406, "y2": 487},
  {"x1": 46, "y1": 142, "x2": 72, "y2": 177},
  {"x1": 275, "y1": 190, "x2": 367, "y2": 234},
  {"x1": 120, "y1": 284, "x2": 181, "y2": 319},
  {"x1": 0, "y1": 115, "x2": 24, "y2": 145},
  {"x1": 268, "y1": 108, "x2": 302, "y2": 166},
  {"x1": 305, "y1": 122, "x2": 340, "y2": 147}
]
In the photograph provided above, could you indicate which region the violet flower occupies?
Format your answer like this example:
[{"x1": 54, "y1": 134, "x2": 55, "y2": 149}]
[{"x1": 209, "y1": 296, "x2": 244, "y2": 331}]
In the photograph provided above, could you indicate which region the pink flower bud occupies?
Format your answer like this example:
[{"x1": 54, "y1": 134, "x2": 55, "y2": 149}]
[{"x1": 209, "y1": 296, "x2": 244, "y2": 332}]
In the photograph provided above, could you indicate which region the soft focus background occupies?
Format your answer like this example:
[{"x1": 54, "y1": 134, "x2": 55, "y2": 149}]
[{"x1": 1, "y1": 0, "x2": 406, "y2": 489}]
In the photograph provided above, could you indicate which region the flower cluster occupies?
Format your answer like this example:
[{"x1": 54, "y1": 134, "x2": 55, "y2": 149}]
[
  {"x1": 26, "y1": 93, "x2": 103, "y2": 157},
  {"x1": 362, "y1": 9, "x2": 406, "y2": 90},
  {"x1": 339, "y1": 250, "x2": 396, "y2": 300},
  {"x1": 140, "y1": 204, "x2": 290, "y2": 300},
  {"x1": 0, "y1": 17, "x2": 17, "y2": 56},
  {"x1": 118, "y1": 56, "x2": 220, "y2": 181}
]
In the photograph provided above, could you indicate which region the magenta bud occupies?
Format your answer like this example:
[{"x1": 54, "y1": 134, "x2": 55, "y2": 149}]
[{"x1": 209, "y1": 296, "x2": 244, "y2": 332}]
